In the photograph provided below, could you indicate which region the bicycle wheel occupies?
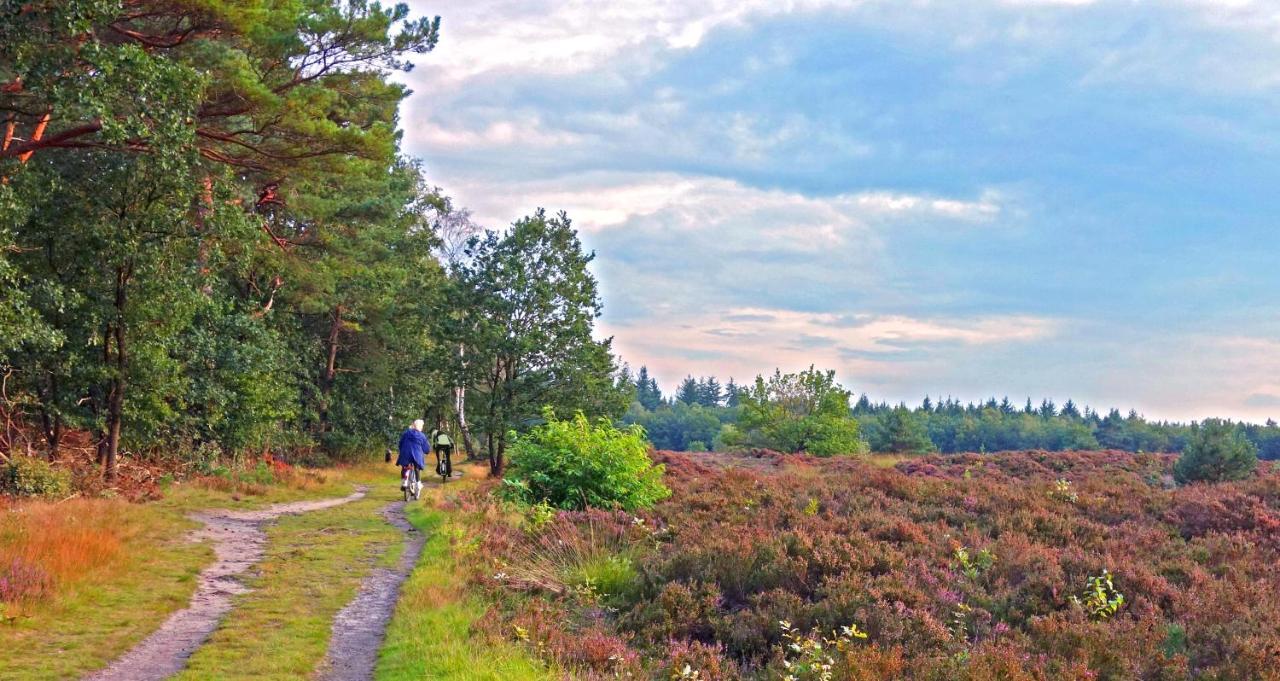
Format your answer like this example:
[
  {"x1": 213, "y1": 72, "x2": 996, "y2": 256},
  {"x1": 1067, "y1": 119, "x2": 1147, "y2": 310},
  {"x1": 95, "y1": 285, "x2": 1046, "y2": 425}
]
[
  {"x1": 441, "y1": 451, "x2": 451, "y2": 482},
  {"x1": 403, "y1": 468, "x2": 412, "y2": 502}
]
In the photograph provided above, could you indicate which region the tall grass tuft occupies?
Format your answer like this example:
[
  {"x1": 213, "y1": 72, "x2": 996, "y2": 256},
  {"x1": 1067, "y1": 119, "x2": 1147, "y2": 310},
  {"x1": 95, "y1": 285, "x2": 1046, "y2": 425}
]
[{"x1": 0, "y1": 498, "x2": 129, "y2": 610}]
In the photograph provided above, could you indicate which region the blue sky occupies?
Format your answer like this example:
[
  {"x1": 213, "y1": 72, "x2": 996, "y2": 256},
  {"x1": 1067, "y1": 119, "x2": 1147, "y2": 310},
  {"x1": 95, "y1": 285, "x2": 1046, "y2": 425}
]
[{"x1": 400, "y1": 0, "x2": 1280, "y2": 422}]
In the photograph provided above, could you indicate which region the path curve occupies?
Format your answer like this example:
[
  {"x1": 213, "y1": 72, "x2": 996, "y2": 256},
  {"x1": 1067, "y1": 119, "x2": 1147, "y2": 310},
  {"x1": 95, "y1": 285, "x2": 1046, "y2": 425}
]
[
  {"x1": 316, "y1": 500, "x2": 426, "y2": 681},
  {"x1": 84, "y1": 488, "x2": 368, "y2": 681}
]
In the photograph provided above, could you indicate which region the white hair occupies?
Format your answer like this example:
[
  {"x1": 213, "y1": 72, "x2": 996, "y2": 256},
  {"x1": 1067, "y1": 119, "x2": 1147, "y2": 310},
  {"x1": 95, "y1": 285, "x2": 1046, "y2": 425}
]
[{"x1": 412, "y1": 419, "x2": 425, "y2": 430}]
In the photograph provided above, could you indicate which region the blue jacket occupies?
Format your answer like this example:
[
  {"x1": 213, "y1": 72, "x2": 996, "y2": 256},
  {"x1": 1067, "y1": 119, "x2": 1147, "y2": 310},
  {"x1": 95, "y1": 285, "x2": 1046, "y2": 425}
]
[{"x1": 396, "y1": 428, "x2": 429, "y2": 468}]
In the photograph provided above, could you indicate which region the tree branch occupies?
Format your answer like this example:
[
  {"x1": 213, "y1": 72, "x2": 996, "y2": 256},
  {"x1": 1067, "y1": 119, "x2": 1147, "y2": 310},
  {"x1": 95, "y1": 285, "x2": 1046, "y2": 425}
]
[{"x1": 0, "y1": 118, "x2": 101, "y2": 160}]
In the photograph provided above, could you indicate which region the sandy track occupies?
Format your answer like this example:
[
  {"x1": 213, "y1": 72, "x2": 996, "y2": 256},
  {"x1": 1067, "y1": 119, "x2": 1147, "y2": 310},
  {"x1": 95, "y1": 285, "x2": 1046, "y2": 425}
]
[
  {"x1": 83, "y1": 488, "x2": 368, "y2": 681},
  {"x1": 316, "y1": 500, "x2": 426, "y2": 681}
]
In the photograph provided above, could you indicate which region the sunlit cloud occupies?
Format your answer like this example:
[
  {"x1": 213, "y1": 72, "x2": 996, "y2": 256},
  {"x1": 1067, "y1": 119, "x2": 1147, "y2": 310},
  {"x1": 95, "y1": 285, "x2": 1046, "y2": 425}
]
[
  {"x1": 602, "y1": 307, "x2": 1059, "y2": 391},
  {"x1": 403, "y1": 0, "x2": 1280, "y2": 422}
]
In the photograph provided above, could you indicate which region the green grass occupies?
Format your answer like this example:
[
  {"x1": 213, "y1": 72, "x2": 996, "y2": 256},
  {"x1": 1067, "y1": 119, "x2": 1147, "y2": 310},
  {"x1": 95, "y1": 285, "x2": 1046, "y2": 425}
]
[
  {"x1": 0, "y1": 505, "x2": 209, "y2": 681},
  {"x1": 375, "y1": 499, "x2": 552, "y2": 680},
  {"x1": 172, "y1": 483, "x2": 402, "y2": 680},
  {"x1": 0, "y1": 463, "x2": 380, "y2": 680},
  {"x1": 2, "y1": 459, "x2": 549, "y2": 680}
]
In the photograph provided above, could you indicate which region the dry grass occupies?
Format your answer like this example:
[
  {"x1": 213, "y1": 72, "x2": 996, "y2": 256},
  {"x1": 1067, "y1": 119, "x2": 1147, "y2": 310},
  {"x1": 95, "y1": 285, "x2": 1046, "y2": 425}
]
[
  {"x1": 0, "y1": 498, "x2": 133, "y2": 611},
  {"x1": 0, "y1": 460, "x2": 380, "y2": 679}
]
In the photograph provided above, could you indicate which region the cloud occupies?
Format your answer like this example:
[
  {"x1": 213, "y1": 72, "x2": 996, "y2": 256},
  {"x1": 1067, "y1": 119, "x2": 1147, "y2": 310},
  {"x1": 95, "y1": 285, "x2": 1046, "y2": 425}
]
[
  {"x1": 399, "y1": 1, "x2": 1280, "y2": 422},
  {"x1": 409, "y1": 0, "x2": 1280, "y2": 95},
  {"x1": 435, "y1": 170, "x2": 1010, "y2": 329},
  {"x1": 602, "y1": 306, "x2": 1059, "y2": 390},
  {"x1": 1245, "y1": 393, "x2": 1280, "y2": 409},
  {"x1": 447, "y1": 171, "x2": 1003, "y2": 238},
  {"x1": 408, "y1": 0, "x2": 867, "y2": 82}
]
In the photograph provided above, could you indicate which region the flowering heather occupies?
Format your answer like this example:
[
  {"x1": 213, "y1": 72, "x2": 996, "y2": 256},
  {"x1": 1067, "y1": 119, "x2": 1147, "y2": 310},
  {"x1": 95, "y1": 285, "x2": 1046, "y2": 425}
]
[{"x1": 469, "y1": 450, "x2": 1280, "y2": 679}]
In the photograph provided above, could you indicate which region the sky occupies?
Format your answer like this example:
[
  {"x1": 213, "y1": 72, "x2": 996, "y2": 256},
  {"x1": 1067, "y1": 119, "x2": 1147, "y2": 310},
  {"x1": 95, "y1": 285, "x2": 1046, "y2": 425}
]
[{"x1": 399, "y1": 0, "x2": 1280, "y2": 423}]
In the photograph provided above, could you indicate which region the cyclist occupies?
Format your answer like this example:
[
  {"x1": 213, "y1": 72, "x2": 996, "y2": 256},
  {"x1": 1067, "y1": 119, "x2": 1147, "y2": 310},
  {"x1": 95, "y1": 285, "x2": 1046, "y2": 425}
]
[
  {"x1": 397, "y1": 419, "x2": 429, "y2": 491},
  {"x1": 431, "y1": 423, "x2": 454, "y2": 478}
]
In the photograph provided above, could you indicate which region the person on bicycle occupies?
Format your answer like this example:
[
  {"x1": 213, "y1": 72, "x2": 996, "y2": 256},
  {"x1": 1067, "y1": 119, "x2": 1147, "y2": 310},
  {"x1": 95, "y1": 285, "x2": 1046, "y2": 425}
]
[
  {"x1": 431, "y1": 423, "x2": 454, "y2": 477},
  {"x1": 397, "y1": 419, "x2": 429, "y2": 490}
]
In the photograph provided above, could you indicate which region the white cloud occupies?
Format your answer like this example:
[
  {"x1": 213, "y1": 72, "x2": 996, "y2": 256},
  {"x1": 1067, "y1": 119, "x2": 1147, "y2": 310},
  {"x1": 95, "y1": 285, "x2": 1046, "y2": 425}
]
[
  {"x1": 446, "y1": 171, "x2": 1003, "y2": 239},
  {"x1": 407, "y1": 0, "x2": 865, "y2": 83},
  {"x1": 602, "y1": 307, "x2": 1059, "y2": 391},
  {"x1": 413, "y1": 115, "x2": 585, "y2": 149},
  {"x1": 407, "y1": 0, "x2": 1280, "y2": 97}
]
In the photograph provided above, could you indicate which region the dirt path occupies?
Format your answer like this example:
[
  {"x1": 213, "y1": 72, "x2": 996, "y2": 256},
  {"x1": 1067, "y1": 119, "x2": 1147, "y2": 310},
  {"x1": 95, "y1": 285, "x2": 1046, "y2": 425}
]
[
  {"x1": 84, "y1": 488, "x2": 368, "y2": 681},
  {"x1": 315, "y1": 500, "x2": 426, "y2": 681}
]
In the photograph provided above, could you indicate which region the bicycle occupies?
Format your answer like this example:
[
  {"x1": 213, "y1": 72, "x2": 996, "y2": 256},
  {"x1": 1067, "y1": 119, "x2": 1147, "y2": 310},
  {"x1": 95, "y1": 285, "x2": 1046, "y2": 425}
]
[
  {"x1": 435, "y1": 445, "x2": 453, "y2": 483},
  {"x1": 402, "y1": 466, "x2": 421, "y2": 501}
]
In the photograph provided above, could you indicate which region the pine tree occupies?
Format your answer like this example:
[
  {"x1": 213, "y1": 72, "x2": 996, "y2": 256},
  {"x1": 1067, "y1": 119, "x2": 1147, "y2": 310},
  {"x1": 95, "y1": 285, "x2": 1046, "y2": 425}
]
[
  {"x1": 1175, "y1": 419, "x2": 1258, "y2": 484},
  {"x1": 880, "y1": 406, "x2": 935, "y2": 454},
  {"x1": 676, "y1": 376, "x2": 700, "y2": 405},
  {"x1": 635, "y1": 366, "x2": 663, "y2": 410},
  {"x1": 698, "y1": 376, "x2": 723, "y2": 407},
  {"x1": 724, "y1": 378, "x2": 741, "y2": 407}
]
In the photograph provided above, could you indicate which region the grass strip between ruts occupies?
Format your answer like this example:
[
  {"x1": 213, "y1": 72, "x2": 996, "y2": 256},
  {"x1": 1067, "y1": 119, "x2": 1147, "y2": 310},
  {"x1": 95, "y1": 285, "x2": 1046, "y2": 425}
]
[{"x1": 171, "y1": 490, "x2": 401, "y2": 680}]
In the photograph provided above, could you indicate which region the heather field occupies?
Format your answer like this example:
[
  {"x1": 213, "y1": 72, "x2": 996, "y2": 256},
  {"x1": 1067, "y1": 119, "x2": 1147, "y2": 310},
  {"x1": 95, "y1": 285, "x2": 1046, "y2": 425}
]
[{"x1": 466, "y1": 450, "x2": 1280, "y2": 680}]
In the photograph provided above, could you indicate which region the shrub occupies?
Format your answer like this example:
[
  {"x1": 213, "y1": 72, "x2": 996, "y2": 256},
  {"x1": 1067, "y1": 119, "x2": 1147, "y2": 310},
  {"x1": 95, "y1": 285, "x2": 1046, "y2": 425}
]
[
  {"x1": 504, "y1": 410, "x2": 670, "y2": 511},
  {"x1": 1, "y1": 457, "x2": 70, "y2": 498},
  {"x1": 1073, "y1": 569, "x2": 1125, "y2": 620},
  {"x1": 732, "y1": 367, "x2": 868, "y2": 456},
  {"x1": 572, "y1": 553, "x2": 640, "y2": 605},
  {"x1": 0, "y1": 556, "x2": 55, "y2": 605},
  {"x1": 1175, "y1": 419, "x2": 1257, "y2": 484},
  {"x1": 473, "y1": 449, "x2": 1280, "y2": 678}
]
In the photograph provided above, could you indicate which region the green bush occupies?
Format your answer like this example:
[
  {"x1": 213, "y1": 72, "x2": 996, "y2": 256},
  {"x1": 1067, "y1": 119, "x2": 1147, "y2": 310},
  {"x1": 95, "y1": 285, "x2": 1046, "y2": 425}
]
[
  {"x1": 731, "y1": 366, "x2": 868, "y2": 456},
  {"x1": 503, "y1": 410, "x2": 670, "y2": 511},
  {"x1": 572, "y1": 553, "x2": 640, "y2": 605},
  {"x1": 1175, "y1": 419, "x2": 1257, "y2": 484},
  {"x1": 1, "y1": 457, "x2": 70, "y2": 498}
]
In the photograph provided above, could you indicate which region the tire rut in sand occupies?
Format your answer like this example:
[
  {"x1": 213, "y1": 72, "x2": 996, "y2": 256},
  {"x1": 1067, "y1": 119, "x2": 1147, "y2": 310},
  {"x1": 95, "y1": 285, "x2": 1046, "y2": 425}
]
[
  {"x1": 83, "y1": 488, "x2": 369, "y2": 681},
  {"x1": 315, "y1": 500, "x2": 426, "y2": 681}
]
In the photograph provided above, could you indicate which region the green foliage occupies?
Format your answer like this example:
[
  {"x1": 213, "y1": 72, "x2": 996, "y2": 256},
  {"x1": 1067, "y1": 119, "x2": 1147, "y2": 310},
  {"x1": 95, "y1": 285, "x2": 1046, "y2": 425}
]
[
  {"x1": 1049, "y1": 477, "x2": 1078, "y2": 503},
  {"x1": 1174, "y1": 419, "x2": 1258, "y2": 484},
  {"x1": 875, "y1": 405, "x2": 935, "y2": 454},
  {"x1": 0, "y1": 0, "x2": 448, "y2": 477},
  {"x1": 623, "y1": 401, "x2": 727, "y2": 451},
  {"x1": 775, "y1": 620, "x2": 868, "y2": 681},
  {"x1": 1073, "y1": 569, "x2": 1125, "y2": 620},
  {"x1": 634, "y1": 366, "x2": 663, "y2": 410},
  {"x1": 952, "y1": 546, "x2": 996, "y2": 580},
  {"x1": 1, "y1": 457, "x2": 71, "y2": 498},
  {"x1": 451, "y1": 210, "x2": 628, "y2": 473},
  {"x1": 571, "y1": 554, "x2": 640, "y2": 606},
  {"x1": 503, "y1": 411, "x2": 670, "y2": 511},
  {"x1": 522, "y1": 500, "x2": 557, "y2": 534},
  {"x1": 731, "y1": 366, "x2": 866, "y2": 456}
]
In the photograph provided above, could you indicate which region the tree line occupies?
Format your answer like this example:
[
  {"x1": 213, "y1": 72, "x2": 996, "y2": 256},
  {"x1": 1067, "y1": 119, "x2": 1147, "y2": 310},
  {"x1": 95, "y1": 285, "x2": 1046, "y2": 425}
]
[
  {"x1": 0, "y1": 1, "x2": 627, "y2": 479},
  {"x1": 621, "y1": 366, "x2": 1280, "y2": 459}
]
